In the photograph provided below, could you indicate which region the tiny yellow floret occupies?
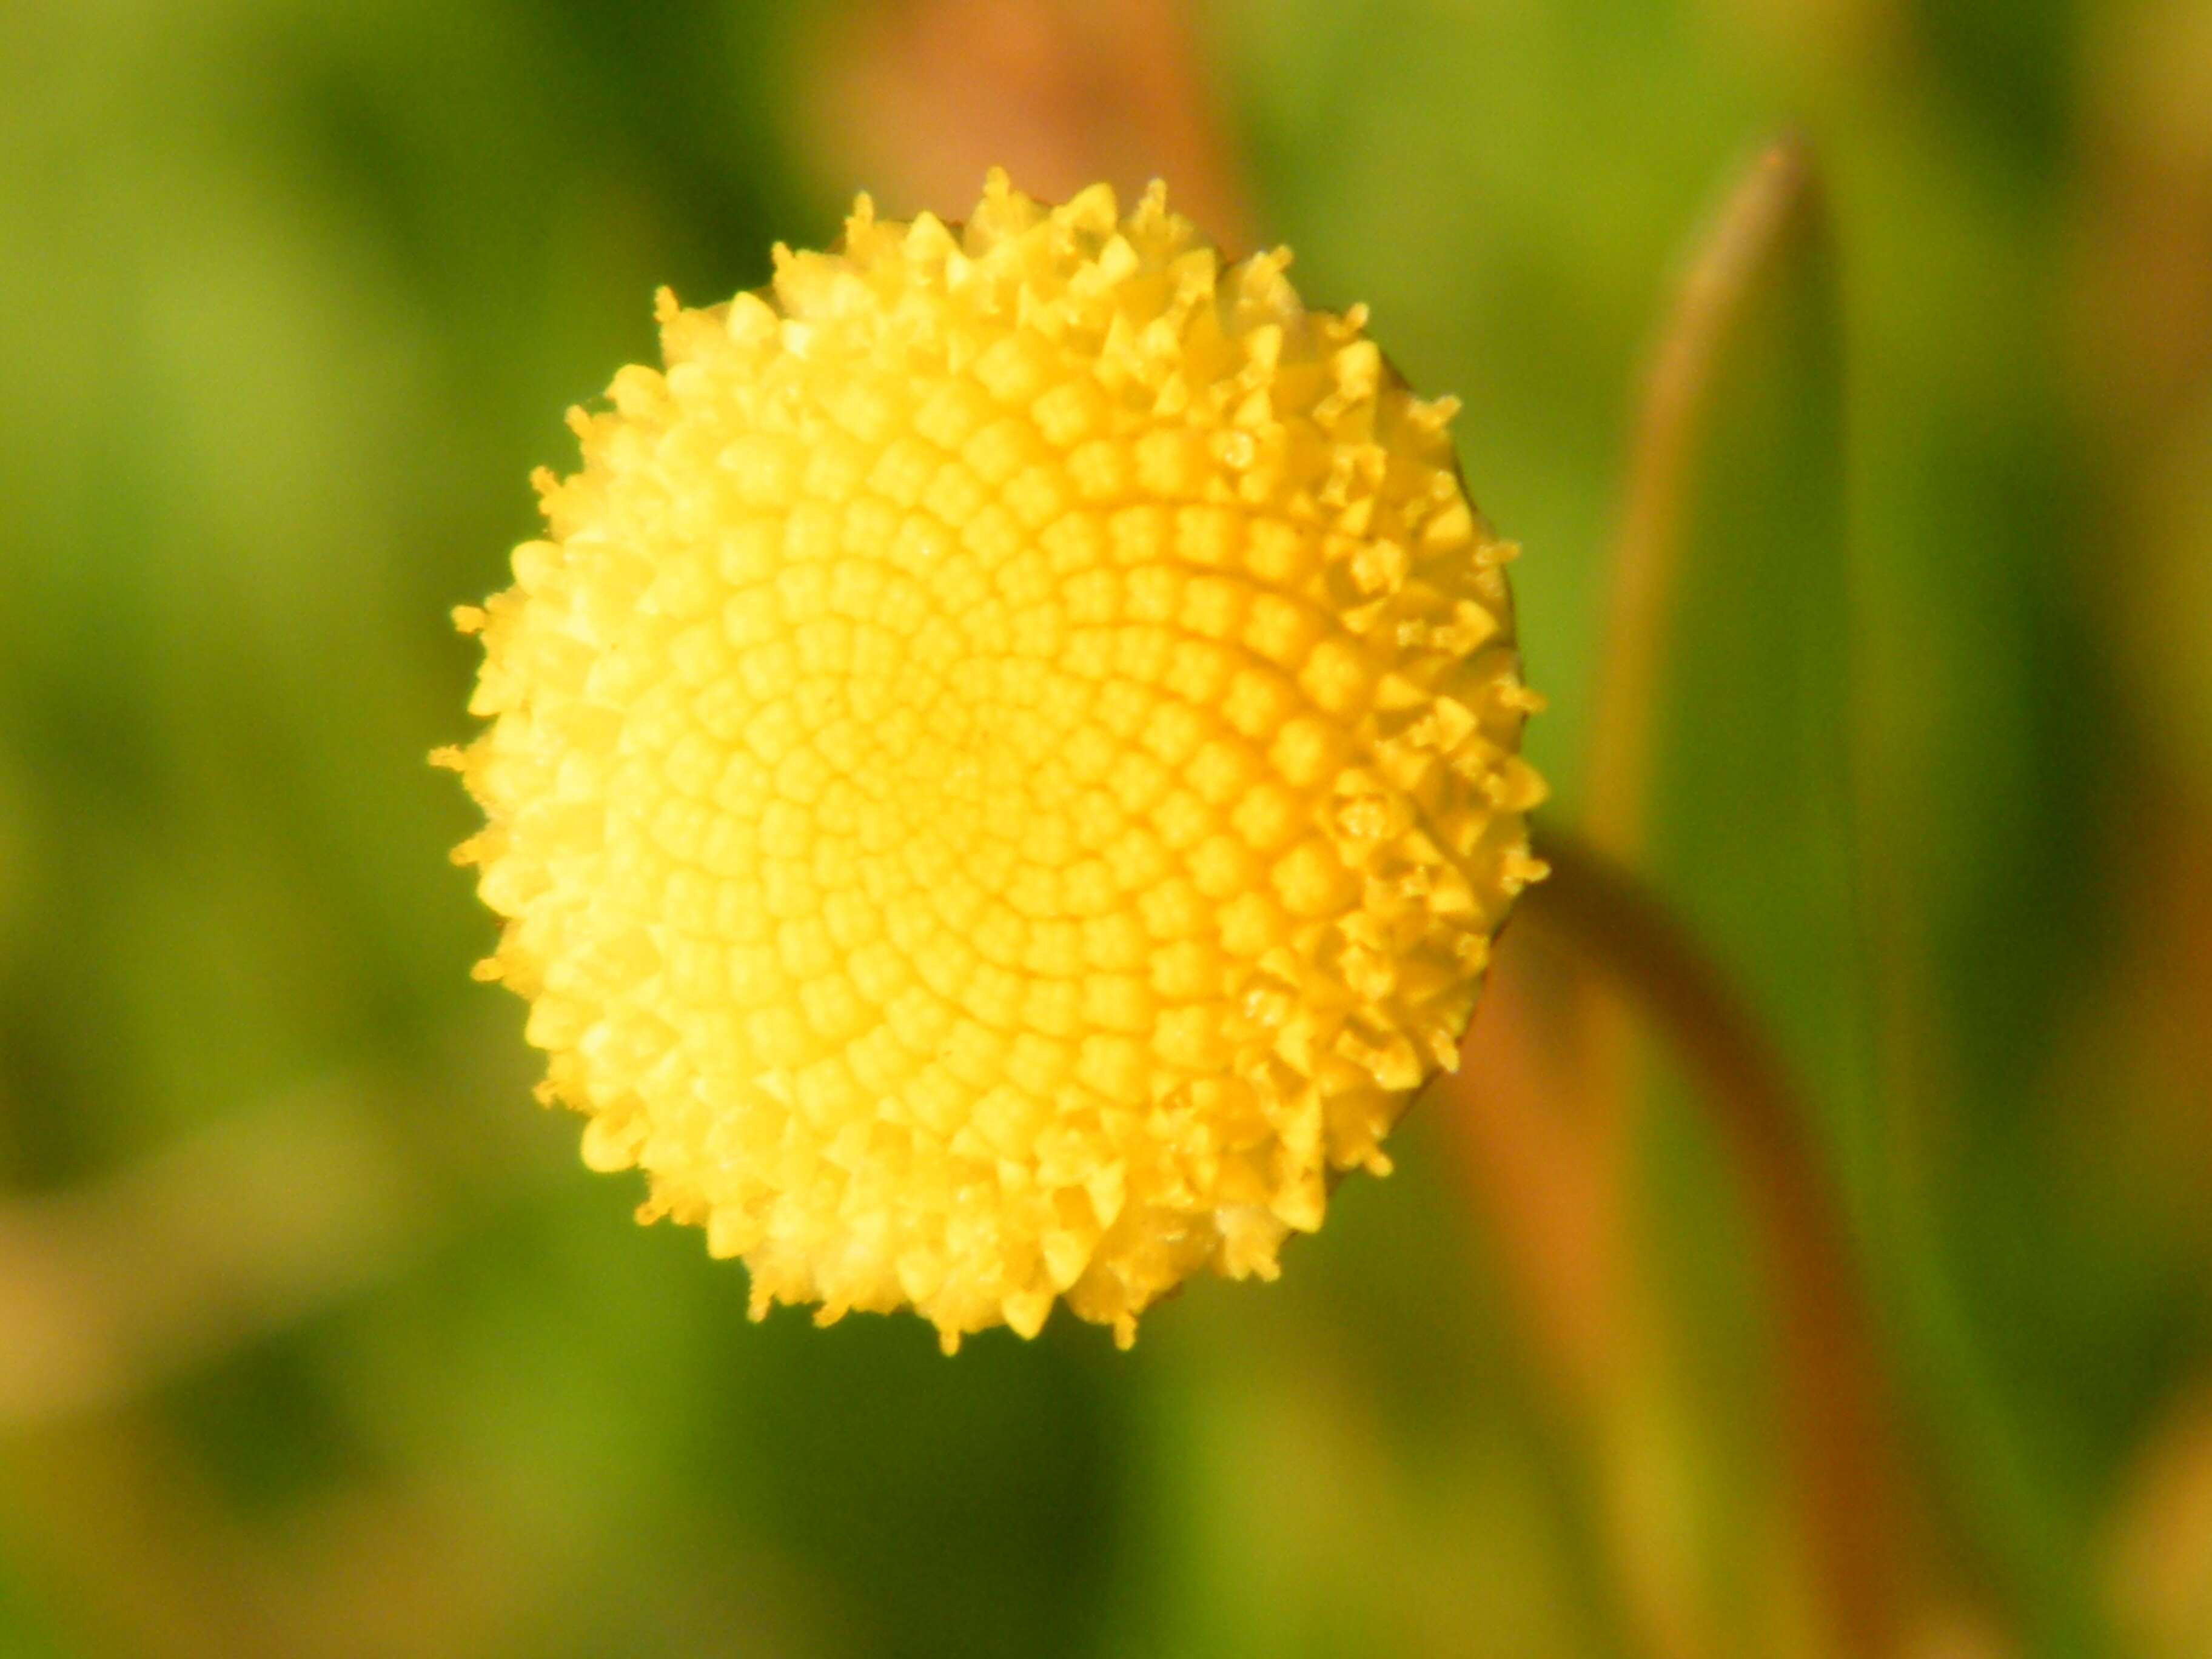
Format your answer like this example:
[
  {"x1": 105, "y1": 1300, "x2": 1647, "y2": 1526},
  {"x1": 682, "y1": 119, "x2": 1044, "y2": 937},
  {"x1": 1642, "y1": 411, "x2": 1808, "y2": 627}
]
[{"x1": 451, "y1": 172, "x2": 1544, "y2": 1350}]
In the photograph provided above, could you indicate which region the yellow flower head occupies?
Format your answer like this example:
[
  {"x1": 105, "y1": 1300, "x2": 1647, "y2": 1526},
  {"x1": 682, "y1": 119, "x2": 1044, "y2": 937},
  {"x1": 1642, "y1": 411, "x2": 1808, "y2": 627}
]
[{"x1": 444, "y1": 171, "x2": 1544, "y2": 1350}]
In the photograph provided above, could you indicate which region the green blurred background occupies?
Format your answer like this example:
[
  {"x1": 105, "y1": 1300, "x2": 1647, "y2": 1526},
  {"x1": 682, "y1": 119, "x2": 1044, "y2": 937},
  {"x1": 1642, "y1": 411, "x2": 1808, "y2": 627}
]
[{"x1": 4, "y1": 0, "x2": 2210, "y2": 1654}]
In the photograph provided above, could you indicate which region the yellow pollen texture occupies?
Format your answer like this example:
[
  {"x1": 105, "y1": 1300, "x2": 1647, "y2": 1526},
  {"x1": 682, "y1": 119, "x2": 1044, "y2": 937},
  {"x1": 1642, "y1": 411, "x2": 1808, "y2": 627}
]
[{"x1": 447, "y1": 172, "x2": 1546, "y2": 1351}]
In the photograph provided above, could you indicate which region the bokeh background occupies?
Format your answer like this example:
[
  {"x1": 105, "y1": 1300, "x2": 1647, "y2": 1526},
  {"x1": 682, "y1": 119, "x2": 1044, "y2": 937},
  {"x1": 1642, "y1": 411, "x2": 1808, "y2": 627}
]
[{"x1": 4, "y1": 0, "x2": 2210, "y2": 1655}]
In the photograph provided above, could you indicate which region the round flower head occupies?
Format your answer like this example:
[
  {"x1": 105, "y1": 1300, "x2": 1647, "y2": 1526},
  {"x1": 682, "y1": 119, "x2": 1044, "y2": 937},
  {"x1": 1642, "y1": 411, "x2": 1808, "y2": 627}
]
[{"x1": 445, "y1": 171, "x2": 1545, "y2": 1350}]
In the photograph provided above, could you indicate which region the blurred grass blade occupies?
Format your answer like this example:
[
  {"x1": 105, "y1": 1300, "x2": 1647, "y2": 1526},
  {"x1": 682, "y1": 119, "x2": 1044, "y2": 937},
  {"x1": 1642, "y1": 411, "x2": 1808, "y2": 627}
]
[
  {"x1": 1601, "y1": 135, "x2": 2113, "y2": 1659},
  {"x1": 1590, "y1": 137, "x2": 1908, "y2": 1654},
  {"x1": 1624, "y1": 137, "x2": 1866, "y2": 1161},
  {"x1": 1586, "y1": 139, "x2": 1828, "y2": 861}
]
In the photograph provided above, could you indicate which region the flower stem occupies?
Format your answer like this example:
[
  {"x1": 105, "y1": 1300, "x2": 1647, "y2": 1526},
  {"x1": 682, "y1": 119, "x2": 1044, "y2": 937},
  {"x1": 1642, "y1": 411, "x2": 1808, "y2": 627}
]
[{"x1": 1518, "y1": 826, "x2": 1911, "y2": 1658}]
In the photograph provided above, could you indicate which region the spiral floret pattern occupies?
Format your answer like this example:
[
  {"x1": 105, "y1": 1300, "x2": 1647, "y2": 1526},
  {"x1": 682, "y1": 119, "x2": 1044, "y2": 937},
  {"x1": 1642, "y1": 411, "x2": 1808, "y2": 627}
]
[{"x1": 447, "y1": 172, "x2": 1546, "y2": 1349}]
